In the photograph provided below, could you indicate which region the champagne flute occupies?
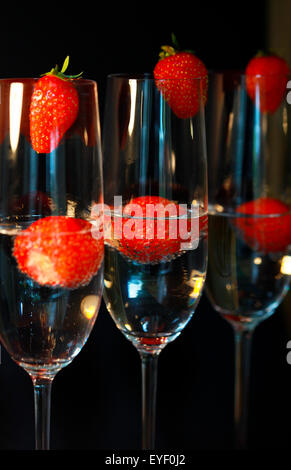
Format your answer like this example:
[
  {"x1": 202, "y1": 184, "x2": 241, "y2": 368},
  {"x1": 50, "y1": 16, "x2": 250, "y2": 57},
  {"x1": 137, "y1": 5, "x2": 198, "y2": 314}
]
[
  {"x1": 0, "y1": 76, "x2": 104, "y2": 449},
  {"x1": 102, "y1": 74, "x2": 208, "y2": 449},
  {"x1": 205, "y1": 70, "x2": 291, "y2": 449}
]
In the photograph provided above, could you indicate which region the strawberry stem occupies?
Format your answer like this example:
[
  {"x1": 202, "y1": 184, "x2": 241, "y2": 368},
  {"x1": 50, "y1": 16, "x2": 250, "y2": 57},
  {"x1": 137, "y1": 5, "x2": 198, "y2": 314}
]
[
  {"x1": 41, "y1": 56, "x2": 83, "y2": 80},
  {"x1": 158, "y1": 33, "x2": 195, "y2": 60},
  {"x1": 171, "y1": 33, "x2": 180, "y2": 51},
  {"x1": 60, "y1": 56, "x2": 70, "y2": 74}
]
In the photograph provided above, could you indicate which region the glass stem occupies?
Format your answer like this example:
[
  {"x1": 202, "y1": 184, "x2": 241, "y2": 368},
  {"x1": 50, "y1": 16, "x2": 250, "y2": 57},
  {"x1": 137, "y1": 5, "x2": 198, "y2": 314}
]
[
  {"x1": 233, "y1": 326, "x2": 254, "y2": 450},
  {"x1": 140, "y1": 351, "x2": 159, "y2": 450},
  {"x1": 32, "y1": 376, "x2": 53, "y2": 450}
]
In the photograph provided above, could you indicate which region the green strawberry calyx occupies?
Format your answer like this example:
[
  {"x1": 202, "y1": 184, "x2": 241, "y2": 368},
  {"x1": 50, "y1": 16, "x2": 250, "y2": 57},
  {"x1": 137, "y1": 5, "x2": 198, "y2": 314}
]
[
  {"x1": 41, "y1": 56, "x2": 83, "y2": 81},
  {"x1": 158, "y1": 33, "x2": 195, "y2": 60}
]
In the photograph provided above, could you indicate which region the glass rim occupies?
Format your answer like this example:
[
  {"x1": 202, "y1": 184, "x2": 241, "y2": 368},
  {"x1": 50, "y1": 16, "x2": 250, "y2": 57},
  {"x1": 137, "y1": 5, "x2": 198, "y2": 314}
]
[
  {"x1": 107, "y1": 72, "x2": 206, "y2": 82},
  {"x1": 0, "y1": 215, "x2": 99, "y2": 236},
  {"x1": 208, "y1": 68, "x2": 291, "y2": 79},
  {"x1": 0, "y1": 77, "x2": 97, "y2": 86}
]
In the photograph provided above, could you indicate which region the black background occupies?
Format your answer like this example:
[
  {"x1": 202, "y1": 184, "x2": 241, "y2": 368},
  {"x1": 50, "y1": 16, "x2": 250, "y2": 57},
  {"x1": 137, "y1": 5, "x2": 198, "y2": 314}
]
[{"x1": 0, "y1": 0, "x2": 291, "y2": 456}]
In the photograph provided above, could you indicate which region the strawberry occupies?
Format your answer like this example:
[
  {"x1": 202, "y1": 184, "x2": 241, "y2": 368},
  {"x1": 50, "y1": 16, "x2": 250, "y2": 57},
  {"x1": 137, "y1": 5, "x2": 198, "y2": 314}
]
[
  {"x1": 153, "y1": 34, "x2": 208, "y2": 118},
  {"x1": 13, "y1": 216, "x2": 103, "y2": 288},
  {"x1": 109, "y1": 195, "x2": 203, "y2": 264},
  {"x1": 30, "y1": 56, "x2": 81, "y2": 154},
  {"x1": 245, "y1": 52, "x2": 290, "y2": 113},
  {"x1": 235, "y1": 197, "x2": 291, "y2": 252}
]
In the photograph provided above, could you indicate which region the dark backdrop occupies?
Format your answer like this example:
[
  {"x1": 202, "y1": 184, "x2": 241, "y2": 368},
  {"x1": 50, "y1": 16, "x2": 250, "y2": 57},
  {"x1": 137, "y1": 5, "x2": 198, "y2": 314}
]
[{"x1": 0, "y1": 0, "x2": 291, "y2": 456}]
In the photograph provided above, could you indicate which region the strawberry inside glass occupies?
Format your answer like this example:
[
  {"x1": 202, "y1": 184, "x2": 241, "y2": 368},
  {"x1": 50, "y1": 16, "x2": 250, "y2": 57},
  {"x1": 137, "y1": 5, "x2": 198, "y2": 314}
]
[
  {"x1": 107, "y1": 195, "x2": 205, "y2": 264},
  {"x1": 235, "y1": 197, "x2": 291, "y2": 252},
  {"x1": 13, "y1": 216, "x2": 103, "y2": 288}
]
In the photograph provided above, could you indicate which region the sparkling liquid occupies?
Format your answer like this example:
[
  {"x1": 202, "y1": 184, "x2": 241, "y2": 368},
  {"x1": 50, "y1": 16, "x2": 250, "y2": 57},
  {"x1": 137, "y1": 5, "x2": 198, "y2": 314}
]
[
  {"x1": 206, "y1": 211, "x2": 290, "y2": 325},
  {"x1": 0, "y1": 220, "x2": 103, "y2": 377},
  {"x1": 103, "y1": 213, "x2": 207, "y2": 352}
]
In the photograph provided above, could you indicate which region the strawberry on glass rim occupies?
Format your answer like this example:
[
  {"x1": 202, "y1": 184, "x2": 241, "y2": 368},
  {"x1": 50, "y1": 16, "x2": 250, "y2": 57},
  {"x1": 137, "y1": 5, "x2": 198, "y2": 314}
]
[
  {"x1": 235, "y1": 197, "x2": 291, "y2": 252},
  {"x1": 245, "y1": 51, "x2": 290, "y2": 113},
  {"x1": 30, "y1": 56, "x2": 82, "y2": 154},
  {"x1": 153, "y1": 33, "x2": 208, "y2": 118},
  {"x1": 13, "y1": 216, "x2": 104, "y2": 289},
  {"x1": 108, "y1": 195, "x2": 205, "y2": 265}
]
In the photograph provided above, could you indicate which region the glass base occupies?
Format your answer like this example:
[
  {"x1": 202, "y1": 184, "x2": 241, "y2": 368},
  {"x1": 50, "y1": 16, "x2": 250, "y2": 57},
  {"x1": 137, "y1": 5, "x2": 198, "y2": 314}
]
[
  {"x1": 123, "y1": 331, "x2": 181, "y2": 355},
  {"x1": 17, "y1": 359, "x2": 70, "y2": 380}
]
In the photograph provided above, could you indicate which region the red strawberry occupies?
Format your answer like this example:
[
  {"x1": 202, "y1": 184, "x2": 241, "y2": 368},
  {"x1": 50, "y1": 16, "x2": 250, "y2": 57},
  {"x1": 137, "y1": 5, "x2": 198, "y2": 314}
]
[
  {"x1": 13, "y1": 216, "x2": 103, "y2": 288},
  {"x1": 30, "y1": 57, "x2": 81, "y2": 153},
  {"x1": 245, "y1": 52, "x2": 290, "y2": 113},
  {"x1": 109, "y1": 195, "x2": 203, "y2": 264},
  {"x1": 153, "y1": 34, "x2": 208, "y2": 118},
  {"x1": 235, "y1": 197, "x2": 291, "y2": 252}
]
